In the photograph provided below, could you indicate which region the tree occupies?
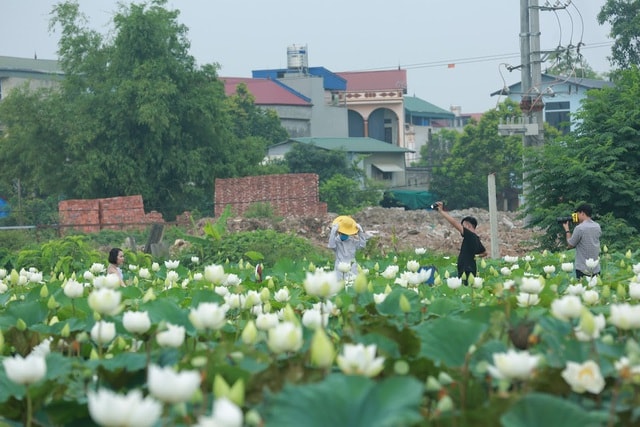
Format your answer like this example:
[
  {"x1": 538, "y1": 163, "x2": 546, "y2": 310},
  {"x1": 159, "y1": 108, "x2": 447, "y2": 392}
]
[
  {"x1": 0, "y1": 0, "x2": 264, "y2": 220},
  {"x1": 284, "y1": 143, "x2": 359, "y2": 183},
  {"x1": 524, "y1": 67, "x2": 640, "y2": 251},
  {"x1": 544, "y1": 48, "x2": 601, "y2": 79},
  {"x1": 319, "y1": 174, "x2": 383, "y2": 214},
  {"x1": 428, "y1": 100, "x2": 523, "y2": 210},
  {"x1": 598, "y1": 0, "x2": 640, "y2": 69},
  {"x1": 415, "y1": 128, "x2": 458, "y2": 169}
]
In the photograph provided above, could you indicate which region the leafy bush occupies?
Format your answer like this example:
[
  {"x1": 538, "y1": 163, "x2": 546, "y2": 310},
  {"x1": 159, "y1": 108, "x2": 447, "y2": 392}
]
[{"x1": 243, "y1": 202, "x2": 281, "y2": 220}]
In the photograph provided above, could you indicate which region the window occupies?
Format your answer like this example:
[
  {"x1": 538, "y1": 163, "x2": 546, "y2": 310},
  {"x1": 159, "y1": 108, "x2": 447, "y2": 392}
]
[{"x1": 545, "y1": 101, "x2": 570, "y2": 134}]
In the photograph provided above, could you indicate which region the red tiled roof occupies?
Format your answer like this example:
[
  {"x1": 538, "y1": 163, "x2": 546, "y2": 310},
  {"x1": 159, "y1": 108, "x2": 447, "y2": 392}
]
[
  {"x1": 335, "y1": 69, "x2": 407, "y2": 92},
  {"x1": 222, "y1": 77, "x2": 310, "y2": 106}
]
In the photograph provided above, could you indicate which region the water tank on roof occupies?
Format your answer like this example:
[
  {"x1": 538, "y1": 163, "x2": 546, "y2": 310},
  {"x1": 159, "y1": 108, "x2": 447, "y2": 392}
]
[{"x1": 287, "y1": 44, "x2": 308, "y2": 70}]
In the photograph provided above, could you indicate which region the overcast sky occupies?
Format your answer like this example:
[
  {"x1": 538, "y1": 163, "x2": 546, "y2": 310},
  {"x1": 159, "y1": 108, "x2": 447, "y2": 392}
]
[{"x1": 2, "y1": 0, "x2": 613, "y2": 113}]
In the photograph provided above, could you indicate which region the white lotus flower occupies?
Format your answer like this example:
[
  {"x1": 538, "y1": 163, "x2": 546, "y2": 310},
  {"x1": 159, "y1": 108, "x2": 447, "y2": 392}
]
[
  {"x1": 472, "y1": 276, "x2": 484, "y2": 289},
  {"x1": 608, "y1": 303, "x2": 640, "y2": 330},
  {"x1": 204, "y1": 264, "x2": 226, "y2": 285},
  {"x1": 446, "y1": 277, "x2": 463, "y2": 289},
  {"x1": 503, "y1": 280, "x2": 516, "y2": 290},
  {"x1": 224, "y1": 273, "x2": 241, "y2": 287},
  {"x1": 191, "y1": 256, "x2": 200, "y2": 264},
  {"x1": 243, "y1": 290, "x2": 262, "y2": 308},
  {"x1": 301, "y1": 308, "x2": 329, "y2": 330},
  {"x1": 224, "y1": 293, "x2": 245, "y2": 309},
  {"x1": 566, "y1": 283, "x2": 586, "y2": 296},
  {"x1": 138, "y1": 268, "x2": 151, "y2": 279},
  {"x1": 303, "y1": 269, "x2": 344, "y2": 298},
  {"x1": 561, "y1": 360, "x2": 605, "y2": 394},
  {"x1": 90, "y1": 263, "x2": 106, "y2": 274},
  {"x1": 516, "y1": 292, "x2": 540, "y2": 307},
  {"x1": 64, "y1": 278, "x2": 85, "y2": 299},
  {"x1": 88, "y1": 388, "x2": 161, "y2": 427},
  {"x1": 381, "y1": 265, "x2": 399, "y2": 279},
  {"x1": 91, "y1": 320, "x2": 116, "y2": 345},
  {"x1": 634, "y1": 263, "x2": 640, "y2": 275},
  {"x1": 543, "y1": 265, "x2": 555, "y2": 274},
  {"x1": 336, "y1": 343, "x2": 385, "y2": 377},
  {"x1": 373, "y1": 293, "x2": 388, "y2": 304},
  {"x1": 165, "y1": 260, "x2": 180, "y2": 270},
  {"x1": 520, "y1": 277, "x2": 544, "y2": 294},
  {"x1": 574, "y1": 313, "x2": 606, "y2": 341},
  {"x1": 255, "y1": 312, "x2": 279, "y2": 330},
  {"x1": 3, "y1": 353, "x2": 47, "y2": 385},
  {"x1": 551, "y1": 295, "x2": 583, "y2": 321},
  {"x1": 274, "y1": 287, "x2": 290, "y2": 302},
  {"x1": 582, "y1": 290, "x2": 600, "y2": 305},
  {"x1": 415, "y1": 247, "x2": 427, "y2": 255},
  {"x1": 156, "y1": 323, "x2": 186, "y2": 348},
  {"x1": 148, "y1": 364, "x2": 201, "y2": 404},
  {"x1": 487, "y1": 349, "x2": 539, "y2": 381},
  {"x1": 561, "y1": 262, "x2": 574, "y2": 272},
  {"x1": 189, "y1": 302, "x2": 228, "y2": 331},
  {"x1": 194, "y1": 397, "x2": 244, "y2": 427},
  {"x1": 337, "y1": 262, "x2": 352, "y2": 273},
  {"x1": 500, "y1": 267, "x2": 512, "y2": 276},
  {"x1": 629, "y1": 282, "x2": 640, "y2": 300},
  {"x1": 267, "y1": 321, "x2": 303, "y2": 354},
  {"x1": 0, "y1": 268, "x2": 6, "y2": 279},
  {"x1": 406, "y1": 260, "x2": 420, "y2": 273},
  {"x1": 151, "y1": 262, "x2": 160, "y2": 272},
  {"x1": 585, "y1": 258, "x2": 600, "y2": 270},
  {"x1": 503, "y1": 255, "x2": 519, "y2": 263},
  {"x1": 88, "y1": 288, "x2": 121, "y2": 315},
  {"x1": 104, "y1": 273, "x2": 122, "y2": 289},
  {"x1": 123, "y1": 311, "x2": 152, "y2": 334}
]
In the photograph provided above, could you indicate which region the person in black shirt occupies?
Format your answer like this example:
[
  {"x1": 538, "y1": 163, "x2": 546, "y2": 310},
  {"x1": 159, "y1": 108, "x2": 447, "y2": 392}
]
[{"x1": 433, "y1": 201, "x2": 487, "y2": 285}]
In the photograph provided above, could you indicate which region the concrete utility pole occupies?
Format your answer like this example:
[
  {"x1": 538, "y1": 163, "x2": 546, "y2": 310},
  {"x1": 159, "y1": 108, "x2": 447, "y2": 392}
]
[{"x1": 520, "y1": 0, "x2": 545, "y2": 213}]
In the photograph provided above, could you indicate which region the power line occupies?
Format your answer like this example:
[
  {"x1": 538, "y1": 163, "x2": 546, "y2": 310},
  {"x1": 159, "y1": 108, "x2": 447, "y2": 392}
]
[{"x1": 353, "y1": 41, "x2": 612, "y2": 72}]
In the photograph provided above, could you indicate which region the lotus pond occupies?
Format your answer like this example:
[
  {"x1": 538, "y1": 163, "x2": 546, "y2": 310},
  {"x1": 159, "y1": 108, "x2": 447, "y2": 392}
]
[{"x1": 1, "y1": 244, "x2": 640, "y2": 427}]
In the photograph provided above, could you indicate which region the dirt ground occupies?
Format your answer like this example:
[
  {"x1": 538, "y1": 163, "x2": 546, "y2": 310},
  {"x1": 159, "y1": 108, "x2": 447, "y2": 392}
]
[{"x1": 220, "y1": 206, "x2": 541, "y2": 257}]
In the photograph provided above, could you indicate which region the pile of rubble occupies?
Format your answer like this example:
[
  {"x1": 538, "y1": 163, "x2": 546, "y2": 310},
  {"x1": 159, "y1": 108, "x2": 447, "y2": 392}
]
[{"x1": 220, "y1": 206, "x2": 541, "y2": 257}]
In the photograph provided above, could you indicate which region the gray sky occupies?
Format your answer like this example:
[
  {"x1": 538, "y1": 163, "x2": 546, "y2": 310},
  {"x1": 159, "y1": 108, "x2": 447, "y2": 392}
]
[{"x1": 2, "y1": 0, "x2": 613, "y2": 113}]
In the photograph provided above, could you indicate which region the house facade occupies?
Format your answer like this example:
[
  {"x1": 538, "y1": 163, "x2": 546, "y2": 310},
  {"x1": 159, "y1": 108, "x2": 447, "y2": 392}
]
[{"x1": 491, "y1": 73, "x2": 614, "y2": 133}]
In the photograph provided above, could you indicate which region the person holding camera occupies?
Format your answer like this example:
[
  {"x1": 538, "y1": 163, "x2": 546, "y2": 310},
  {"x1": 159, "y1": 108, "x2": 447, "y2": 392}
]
[
  {"x1": 562, "y1": 203, "x2": 601, "y2": 278},
  {"x1": 433, "y1": 201, "x2": 487, "y2": 285}
]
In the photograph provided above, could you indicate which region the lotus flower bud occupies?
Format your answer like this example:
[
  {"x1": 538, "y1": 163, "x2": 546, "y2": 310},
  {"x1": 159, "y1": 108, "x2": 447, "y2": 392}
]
[{"x1": 310, "y1": 328, "x2": 335, "y2": 369}]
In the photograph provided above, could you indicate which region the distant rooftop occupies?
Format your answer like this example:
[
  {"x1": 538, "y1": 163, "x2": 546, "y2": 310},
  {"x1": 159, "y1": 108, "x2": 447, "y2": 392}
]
[
  {"x1": 222, "y1": 77, "x2": 311, "y2": 106},
  {"x1": 0, "y1": 55, "x2": 63, "y2": 77},
  {"x1": 336, "y1": 69, "x2": 407, "y2": 93},
  {"x1": 404, "y1": 95, "x2": 454, "y2": 119}
]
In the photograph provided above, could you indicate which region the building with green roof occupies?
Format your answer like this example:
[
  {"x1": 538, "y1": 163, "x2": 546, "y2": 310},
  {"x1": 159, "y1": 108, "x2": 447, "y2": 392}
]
[
  {"x1": 268, "y1": 137, "x2": 413, "y2": 188},
  {"x1": 0, "y1": 56, "x2": 63, "y2": 101}
]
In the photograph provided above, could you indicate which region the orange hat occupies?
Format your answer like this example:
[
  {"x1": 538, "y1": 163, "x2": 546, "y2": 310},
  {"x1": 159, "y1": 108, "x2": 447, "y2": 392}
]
[{"x1": 332, "y1": 215, "x2": 358, "y2": 235}]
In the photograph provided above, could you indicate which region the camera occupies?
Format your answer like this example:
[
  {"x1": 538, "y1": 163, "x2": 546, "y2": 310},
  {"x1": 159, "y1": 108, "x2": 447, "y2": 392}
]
[
  {"x1": 430, "y1": 204, "x2": 437, "y2": 210},
  {"x1": 556, "y1": 213, "x2": 579, "y2": 224}
]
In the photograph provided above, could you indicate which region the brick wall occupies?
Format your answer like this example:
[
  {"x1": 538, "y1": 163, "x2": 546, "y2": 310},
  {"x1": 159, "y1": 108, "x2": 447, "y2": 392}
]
[
  {"x1": 214, "y1": 173, "x2": 327, "y2": 217},
  {"x1": 58, "y1": 195, "x2": 163, "y2": 234}
]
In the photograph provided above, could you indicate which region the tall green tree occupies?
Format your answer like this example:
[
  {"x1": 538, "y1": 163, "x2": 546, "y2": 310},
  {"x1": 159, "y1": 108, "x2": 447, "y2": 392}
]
[
  {"x1": 428, "y1": 100, "x2": 523, "y2": 210},
  {"x1": 285, "y1": 143, "x2": 359, "y2": 183},
  {"x1": 0, "y1": 0, "x2": 261, "y2": 220},
  {"x1": 544, "y1": 48, "x2": 601, "y2": 79},
  {"x1": 598, "y1": 0, "x2": 640, "y2": 69},
  {"x1": 524, "y1": 67, "x2": 640, "y2": 250},
  {"x1": 415, "y1": 128, "x2": 459, "y2": 169}
]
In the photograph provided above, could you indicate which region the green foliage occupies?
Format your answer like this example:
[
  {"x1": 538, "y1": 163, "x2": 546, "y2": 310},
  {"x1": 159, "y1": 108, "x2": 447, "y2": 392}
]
[
  {"x1": 0, "y1": 1, "x2": 281, "y2": 221},
  {"x1": 415, "y1": 128, "x2": 459, "y2": 168},
  {"x1": 598, "y1": 0, "x2": 640, "y2": 70},
  {"x1": 262, "y1": 374, "x2": 424, "y2": 427},
  {"x1": 429, "y1": 99, "x2": 523, "y2": 209},
  {"x1": 524, "y1": 67, "x2": 640, "y2": 251},
  {"x1": 184, "y1": 228, "x2": 327, "y2": 266},
  {"x1": 243, "y1": 202, "x2": 281, "y2": 220},
  {"x1": 15, "y1": 235, "x2": 104, "y2": 275},
  {"x1": 285, "y1": 143, "x2": 358, "y2": 183},
  {"x1": 319, "y1": 174, "x2": 383, "y2": 214}
]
